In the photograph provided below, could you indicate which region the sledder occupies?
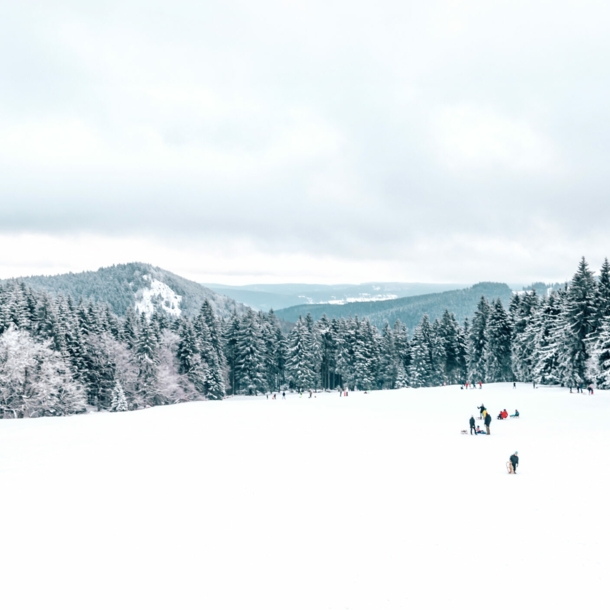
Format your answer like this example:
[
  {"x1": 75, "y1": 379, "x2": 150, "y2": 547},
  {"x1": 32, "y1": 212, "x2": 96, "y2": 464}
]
[{"x1": 507, "y1": 452, "x2": 519, "y2": 474}]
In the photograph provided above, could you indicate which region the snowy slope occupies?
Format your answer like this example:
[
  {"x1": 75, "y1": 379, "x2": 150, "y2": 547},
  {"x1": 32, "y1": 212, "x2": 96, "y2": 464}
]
[
  {"x1": 0, "y1": 384, "x2": 609, "y2": 610},
  {"x1": 135, "y1": 276, "x2": 182, "y2": 317}
]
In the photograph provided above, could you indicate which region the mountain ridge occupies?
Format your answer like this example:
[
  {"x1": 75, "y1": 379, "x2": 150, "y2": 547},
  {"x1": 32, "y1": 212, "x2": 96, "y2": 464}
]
[
  {"x1": 2, "y1": 262, "x2": 248, "y2": 319},
  {"x1": 275, "y1": 282, "x2": 515, "y2": 330}
]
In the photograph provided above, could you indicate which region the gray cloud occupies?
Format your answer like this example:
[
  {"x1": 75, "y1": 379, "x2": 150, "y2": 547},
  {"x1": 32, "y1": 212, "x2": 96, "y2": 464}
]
[{"x1": 1, "y1": 0, "x2": 609, "y2": 282}]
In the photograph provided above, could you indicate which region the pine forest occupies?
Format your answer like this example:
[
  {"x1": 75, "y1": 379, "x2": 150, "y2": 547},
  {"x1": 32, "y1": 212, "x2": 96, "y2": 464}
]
[{"x1": 1, "y1": 257, "x2": 610, "y2": 418}]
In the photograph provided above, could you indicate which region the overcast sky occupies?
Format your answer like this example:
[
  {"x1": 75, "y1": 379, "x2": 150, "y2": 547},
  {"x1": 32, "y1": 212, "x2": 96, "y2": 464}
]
[{"x1": 1, "y1": 0, "x2": 609, "y2": 285}]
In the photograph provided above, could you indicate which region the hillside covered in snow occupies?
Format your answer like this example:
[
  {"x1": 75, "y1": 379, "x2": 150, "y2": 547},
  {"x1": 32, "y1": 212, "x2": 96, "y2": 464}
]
[
  {"x1": 4, "y1": 262, "x2": 248, "y2": 319},
  {"x1": 0, "y1": 383, "x2": 607, "y2": 610}
]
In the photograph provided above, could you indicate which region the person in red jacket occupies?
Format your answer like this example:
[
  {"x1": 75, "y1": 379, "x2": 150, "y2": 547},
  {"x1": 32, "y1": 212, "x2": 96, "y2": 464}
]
[{"x1": 502, "y1": 409, "x2": 508, "y2": 419}]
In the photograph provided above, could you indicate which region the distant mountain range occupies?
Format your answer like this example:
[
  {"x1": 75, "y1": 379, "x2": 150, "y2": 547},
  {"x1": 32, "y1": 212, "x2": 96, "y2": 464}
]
[
  {"x1": 3, "y1": 263, "x2": 248, "y2": 319},
  {"x1": 2, "y1": 263, "x2": 552, "y2": 331},
  {"x1": 204, "y1": 282, "x2": 473, "y2": 311},
  {"x1": 274, "y1": 282, "x2": 516, "y2": 329}
]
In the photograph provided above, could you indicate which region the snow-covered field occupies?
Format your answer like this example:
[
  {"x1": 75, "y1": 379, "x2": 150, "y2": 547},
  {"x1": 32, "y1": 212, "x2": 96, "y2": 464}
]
[{"x1": 1, "y1": 384, "x2": 609, "y2": 610}]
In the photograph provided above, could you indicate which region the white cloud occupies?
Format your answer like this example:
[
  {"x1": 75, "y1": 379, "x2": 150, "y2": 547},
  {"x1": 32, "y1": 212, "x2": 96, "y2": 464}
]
[{"x1": 434, "y1": 104, "x2": 559, "y2": 174}]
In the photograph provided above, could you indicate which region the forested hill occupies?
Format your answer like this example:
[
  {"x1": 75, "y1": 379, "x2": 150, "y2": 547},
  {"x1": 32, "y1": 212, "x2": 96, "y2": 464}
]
[
  {"x1": 3, "y1": 263, "x2": 248, "y2": 319},
  {"x1": 276, "y1": 282, "x2": 514, "y2": 329}
]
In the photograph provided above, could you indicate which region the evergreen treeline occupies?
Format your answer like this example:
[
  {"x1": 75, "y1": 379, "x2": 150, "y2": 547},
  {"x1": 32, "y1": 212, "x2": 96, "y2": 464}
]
[
  {"x1": 2, "y1": 258, "x2": 610, "y2": 418},
  {"x1": 0, "y1": 283, "x2": 226, "y2": 417}
]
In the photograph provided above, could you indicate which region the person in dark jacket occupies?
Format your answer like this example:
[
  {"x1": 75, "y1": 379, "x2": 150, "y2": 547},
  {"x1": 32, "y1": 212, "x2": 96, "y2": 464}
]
[
  {"x1": 469, "y1": 416, "x2": 476, "y2": 435},
  {"x1": 484, "y1": 412, "x2": 492, "y2": 435},
  {"x1": 509, "y1": 452, "x2": 519, "y2": 474}
]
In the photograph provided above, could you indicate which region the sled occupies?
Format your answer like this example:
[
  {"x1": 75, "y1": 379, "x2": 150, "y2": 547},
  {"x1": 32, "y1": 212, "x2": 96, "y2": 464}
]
[{"x1": 506, "y1": 461, "x2": 514, "y2": 474}]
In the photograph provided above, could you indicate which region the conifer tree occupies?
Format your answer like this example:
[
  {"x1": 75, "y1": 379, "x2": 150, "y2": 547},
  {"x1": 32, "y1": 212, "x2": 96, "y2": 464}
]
[
  {"x1": 263, "y1": 310, "x2": 286, "y2": 391},
  {"x1": 379, "y1": 323, "x2": 398, "y2": 389},
  {"x1": 592, "y1": 258, "x2": 610, "y2": 338},
  {"x1": 335, "y1": 318, "x2": 356, "y2": 389},
  {"x1": 110, "y1": 380, "x2": 129, "y2": 411},
  {"x1": 393, "y1": 319, "x2": 411, "y2": 382},
  {"x1": 136, "y1": 318, "x2": 159, "y2": 406},
  {"x1": 532, "y1": 291, "x2": 564, "y2": 384},
  {"x1": 510, "y1": 291, "x2": 539, "y2": 381},
  {"x1": 409, "y1": 315, "x2": 434, "y2": 388},
  {"x1": 177, "y1": 319, "x2": 199, "y2": 375},
  {"x1": 223, "y1": 311, "x2": 241, "y2": 395},
  {"x1": 467, "y1": 297, "x2": 490, "y2": 383},
  {"x1": 286, "y1": 316, "x2": 318, "y2": 390},
  {"x1": 123, "y1": 308, "x2": 139, "y2": 350},
  {"x1": 557, "y1": 258, "x2": 596, "y2": 387},
  {"x1": 353, "y1": 318, "x2": 380, "y2": 390},
  {"x1": 234, "y1": 310, "x2": 267, "y2": 395},
  {"x1": 438, "y1": 310, "x2": 466, "y2": 384},
  {"x1": 205, "y1": 352, "x2": 226, "y2": 400},
  {"x1": 484, "y1": 299, "x2": 513, "y2": 382}
]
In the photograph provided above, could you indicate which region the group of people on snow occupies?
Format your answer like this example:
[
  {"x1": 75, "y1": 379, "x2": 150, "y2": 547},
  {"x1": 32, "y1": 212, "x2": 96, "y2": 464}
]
[
  {"x1": 461, "y1": 381, "x2": 483, "y2": 390},
  {"x1": 467, "y1": 403, "x2": 520, "y2": 474}
]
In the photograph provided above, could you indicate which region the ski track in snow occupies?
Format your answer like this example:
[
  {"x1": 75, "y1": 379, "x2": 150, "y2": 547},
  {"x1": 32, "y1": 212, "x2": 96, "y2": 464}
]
[
  {"x1": 0, "y1": 384, "x2": 608, "y2": 609},
  {"x1": 135, "y1": 276, "x2": 182, "y2": 317}
]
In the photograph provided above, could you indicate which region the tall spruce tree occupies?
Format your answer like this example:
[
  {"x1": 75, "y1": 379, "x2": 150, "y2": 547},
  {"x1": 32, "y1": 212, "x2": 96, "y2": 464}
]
[
  {"x1": 409, "y1": 315, "x2": 434, "y2": 388},
  {"x1": 467, "y1": 297, "x2": 490, "y2": 383},
  {"x1": 510, "y1": 291, "x2": 539, "y2": 381},
  {"x1": 484, "y1": 299, "x2": 513, "y2": 382},
  {"x1": 557, "y1": 258, "x2": 596, "y2": 387},
  {"x1": 532, "y1": 290, "x2": 564, "y2": 384},
  {"x1": 286, "y1": 316, "x2": 318, "y2": 390},
  {"x1": 234, "y1": 310, "x2": 267, "y2": 395}
]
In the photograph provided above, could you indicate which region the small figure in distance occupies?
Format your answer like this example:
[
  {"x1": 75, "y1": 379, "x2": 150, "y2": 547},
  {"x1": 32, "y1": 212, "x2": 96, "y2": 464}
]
[
  {"x1": 510, "y1": 409, "x2": 520, "y2": 418},
  {"x1": 508, "y1": 451, "x2": 519, "y2": 474},
  {"x1": 484, "y1": 411, "x2": 492, "y2": 435},
  {"x1": 475, "y1": 425, "x2": 486, "y2": 435},
  {"x1": 478, "y1": 404, "x2": 485, "y2": 419},
  {"x1": 282, "y1": 391, "x2": 286, "y2": 400},
  {"x1": 513, "y1": 382, "x2": 516, "y2": 389},
  {"x1": 469, "y1": 415, "x2": 476, "y2": 435}
]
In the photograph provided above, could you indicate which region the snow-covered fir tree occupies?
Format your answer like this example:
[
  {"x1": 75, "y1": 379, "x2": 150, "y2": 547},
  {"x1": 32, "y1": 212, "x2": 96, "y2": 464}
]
[
  {"x1": 409, "y1": 315, "x2": 434, "y2": 388},
  {"x1": 286, "y1": 315, "x2": 319, "y2": 390},
  {"x1": 556, "y1": 258, "x2": 596, "y2": 387},
  {"x1": 234, "y1": 310, "x2": 267, "y2": 395},
  {"x1": 484, "y1": 299, "x2": 513, "y2": 382},
  {"x1": 510, "y1": 291, "x2": 539, "y2": 382},
  {"x1": 467, "y1": 297, "x2": 490, "y2": 383},
  {"x1": 110, "y1": 380, "x2": 129, "y2": 411}
]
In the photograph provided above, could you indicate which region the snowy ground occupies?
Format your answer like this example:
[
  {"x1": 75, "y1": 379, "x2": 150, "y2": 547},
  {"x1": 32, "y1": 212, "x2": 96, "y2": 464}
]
[{"x1": 1, "y1": 383, "x2": 609, "y2": 610}]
